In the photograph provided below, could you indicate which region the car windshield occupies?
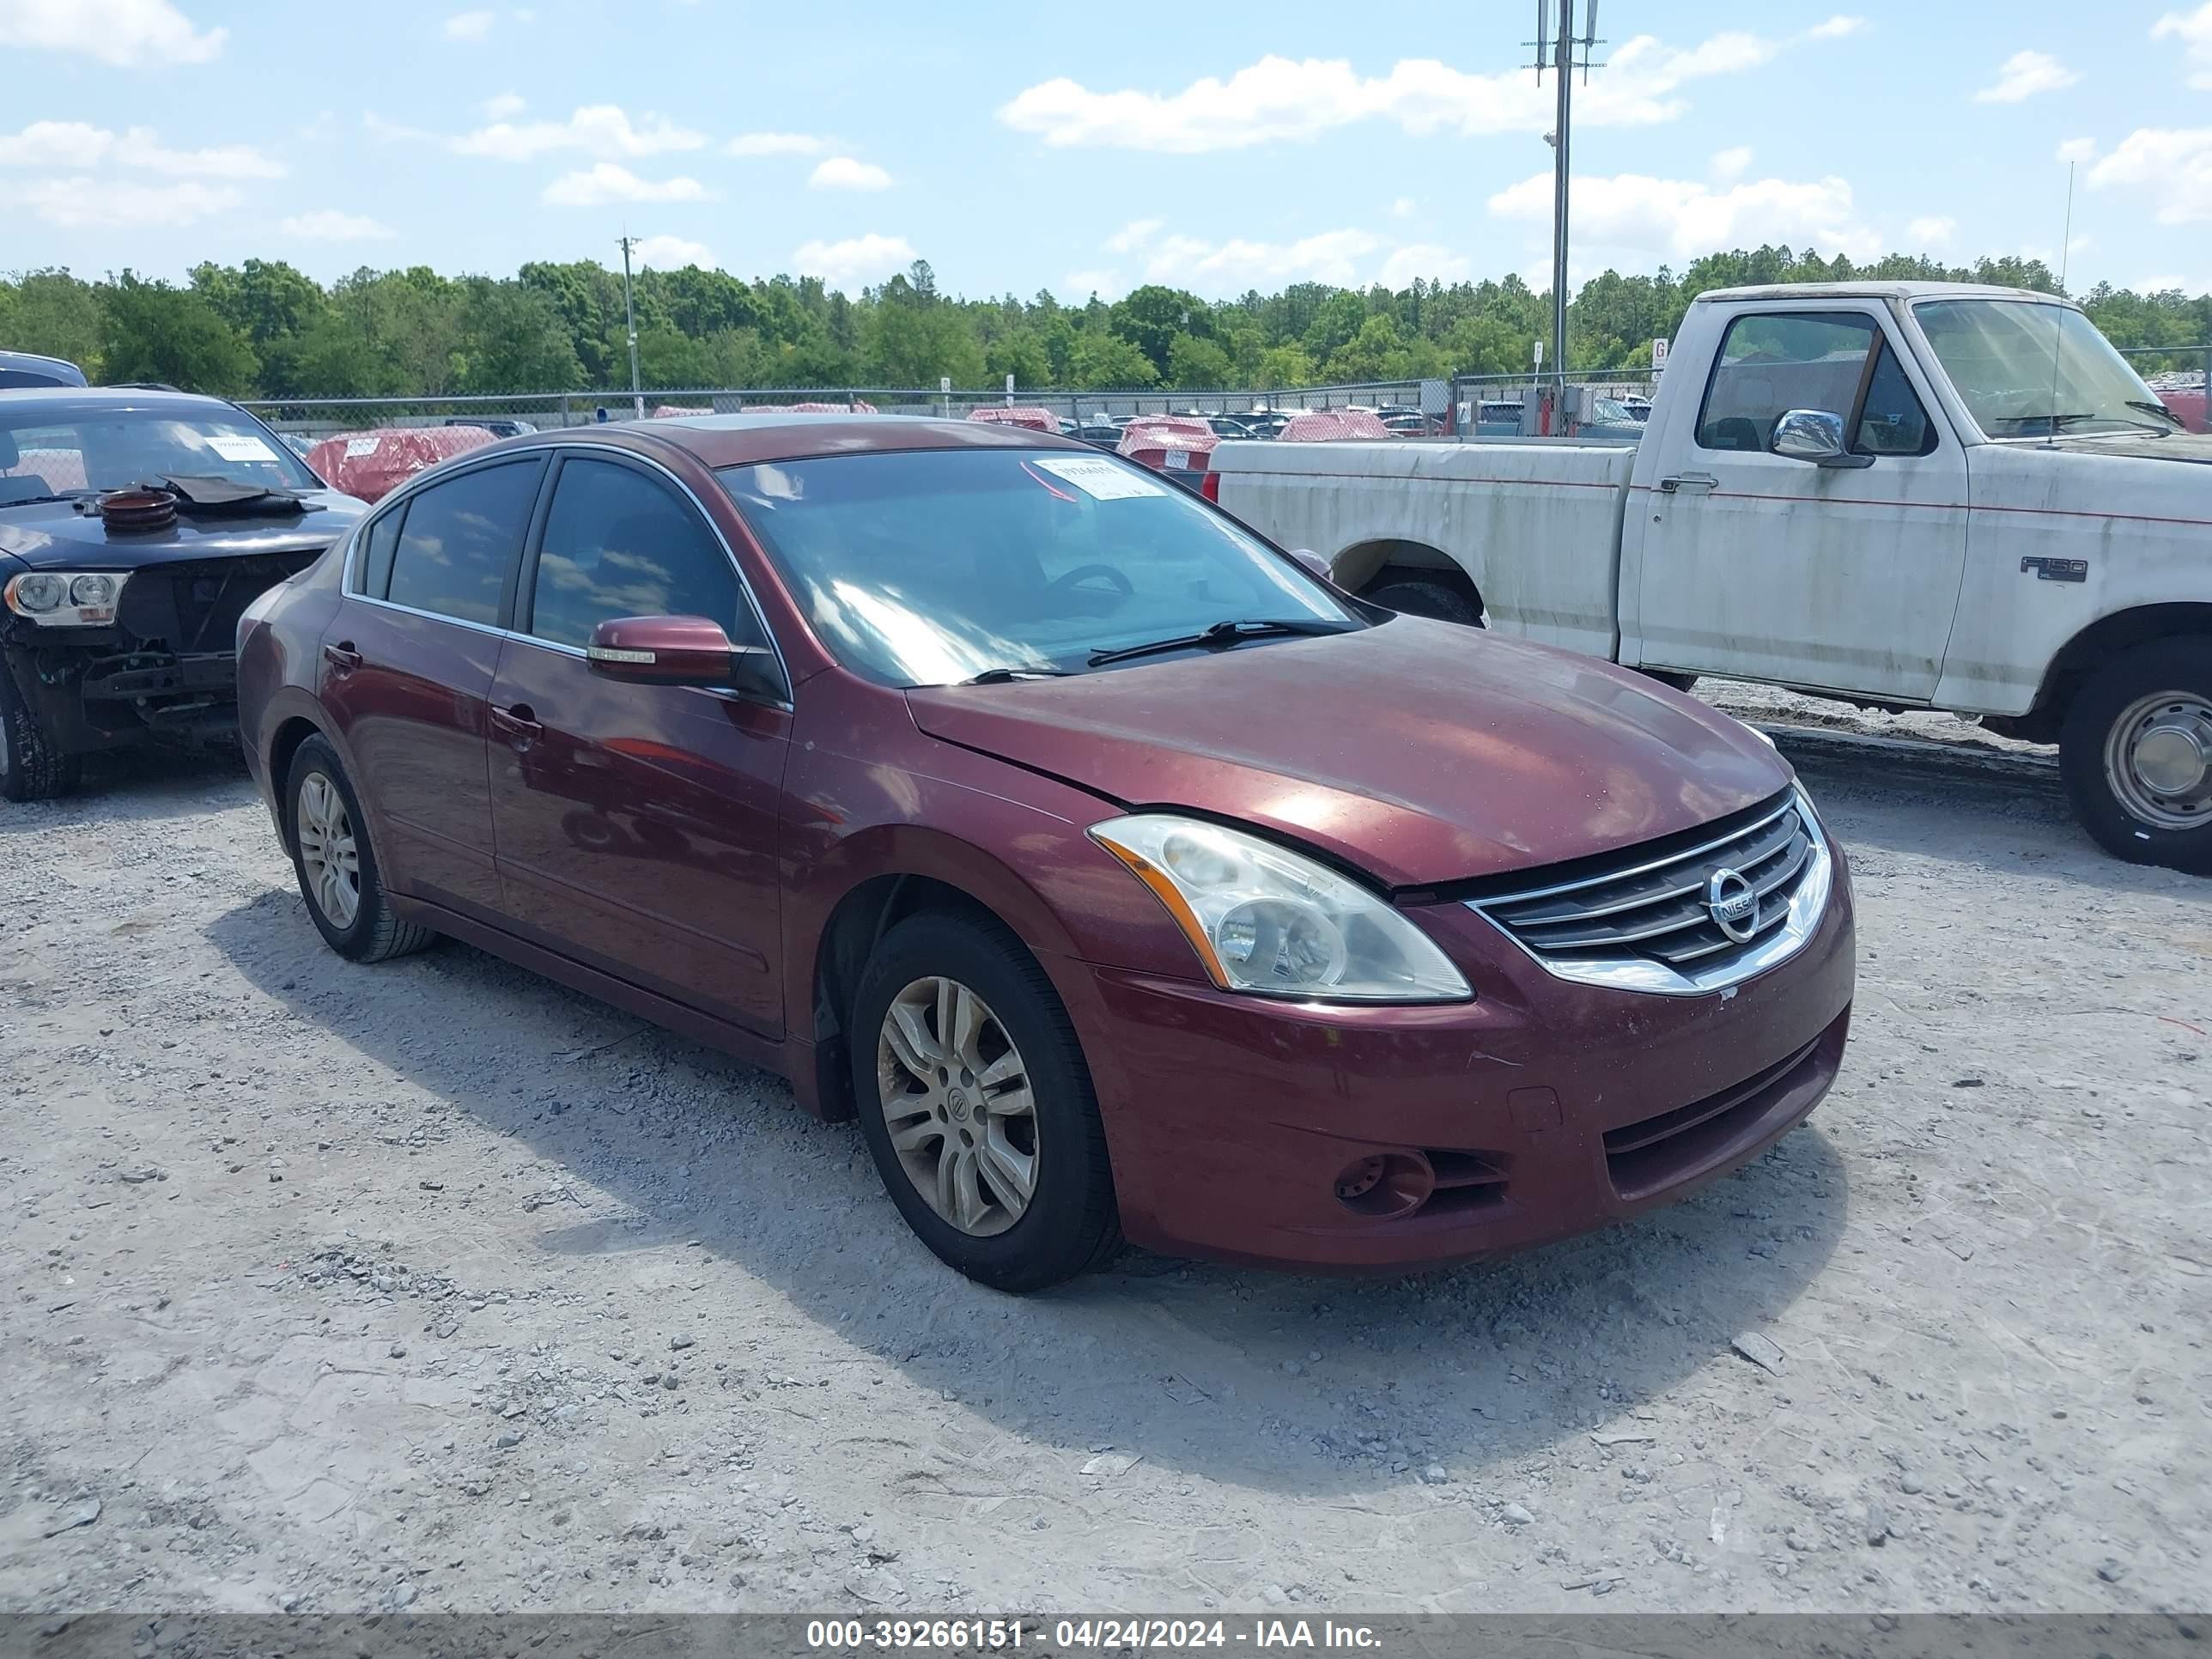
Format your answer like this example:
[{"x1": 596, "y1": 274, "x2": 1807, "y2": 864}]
[
  {"x1": 1913, "y1": 299, "x2": 2172, "y2": 438},
  {"x1": 717, "y1": 447, "x2": 1362, "y2": 687},
  {"x1": 0, "y1": 401, "x2": 321, "y2": 498}
]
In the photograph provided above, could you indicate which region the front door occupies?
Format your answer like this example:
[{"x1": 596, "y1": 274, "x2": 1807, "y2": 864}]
[
  {"x1": 485, "y1": 452, "x2": 790, "y2": 1036},
  {"x1": 319, "y1": 456, "x2": 546, "y2": 919},
  {"x1": 1628, "y1": 307, "x2": 1969, "y2": 702}
]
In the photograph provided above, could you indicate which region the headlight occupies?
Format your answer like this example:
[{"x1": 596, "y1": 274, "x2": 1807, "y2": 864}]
[
  {"x1": 4, "y1": 570, "x2": 127, "y2": 626},
  {"x1": 7, "y1": 573, "x2": 67, "y2": 613},
  {"x1": 1089, "y1": 814, "x2": 1472, "y2": 1003}
]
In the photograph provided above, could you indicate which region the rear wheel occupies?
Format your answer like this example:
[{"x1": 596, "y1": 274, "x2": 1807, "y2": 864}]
[
  {"x1": 0, "y1": 661, "x2": 80, "y2": 803},
  {"x1": 849, "y1": 912, "x2": 1120, "y2": 1291},
  {"x1": 284, "y1": 735, "x2": 437, "y2": 960},
  {"x1": 2059, "y1": 637, "x2": 2212, "y2": 874},
  {"x1": 1365, "y1": 580, "x2": 1483, "y2": 627}
]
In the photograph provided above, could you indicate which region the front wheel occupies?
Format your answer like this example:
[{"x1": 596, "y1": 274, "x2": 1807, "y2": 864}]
[
  {"x1": 0, "y1": 660, "x2": 82, "y2": 803},
  {"x1": 848, "y1": 912, "x2": 1121, "y2": 1291},
  {"x1": 1366, "y1": 580, "x2": 1483, "y2": 628},
  {"x1": 2059, "y1": 637, "x2": 2212, "y2": 875}
]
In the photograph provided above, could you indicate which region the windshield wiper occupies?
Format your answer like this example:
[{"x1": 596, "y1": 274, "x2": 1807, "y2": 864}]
[
  {"x1": 1087, "y1": 617, "x2": 1351, "y2": 668},
  {"x1": 2, "y1": 491, "x2": 98, "y2": 508},
  {"x1": 960, "y1": 666, "x2": 1073, "y2": 684},
  {"x1": 2124, "y1": 399, "x2": 2185, "y2": 430}
]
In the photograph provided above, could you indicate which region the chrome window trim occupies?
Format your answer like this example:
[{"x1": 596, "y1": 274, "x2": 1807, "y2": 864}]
[
  {"x1": 1463, "y1": 787, "x2": 1832, "y2": 998},
  {"x1": 339, "y1": 439, "x2": 793, "y2": 703}
]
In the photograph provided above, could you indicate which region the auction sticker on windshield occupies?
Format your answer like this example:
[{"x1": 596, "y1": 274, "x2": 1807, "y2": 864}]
[
  {"x1": 205, "y1": 434, "x2": 279, "y2": 464},
  {"x1": 345, "y1": 437, "x2": 380, "y2": 458},
  {"x1": 1032, "y1": 456, "x2": 1168, "y2": 500}
]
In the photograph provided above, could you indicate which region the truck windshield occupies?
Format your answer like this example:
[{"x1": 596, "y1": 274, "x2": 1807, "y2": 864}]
[
  {"x1": 717, "y1": 447, "x2": 1360, "y2": 687},
  {"x1": 1913, "y1": 299, "x2": 2176, "y2": 439},
  {"x1": 0, "y1": 402, "x2": 321, "y2": 500}
]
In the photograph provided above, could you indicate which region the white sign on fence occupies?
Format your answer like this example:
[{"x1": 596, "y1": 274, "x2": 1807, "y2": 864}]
[{"x1": 1651, "y1": 337, "x2": 1670, "y2": 372}]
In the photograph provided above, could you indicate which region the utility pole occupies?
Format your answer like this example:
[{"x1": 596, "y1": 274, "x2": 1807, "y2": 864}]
[
  {"x1": 617, "y1": 233, "x2": 644, "y2": 421},
  {"x1": 1530, "y1": 1, "x2": 1603, "y2": 390}
]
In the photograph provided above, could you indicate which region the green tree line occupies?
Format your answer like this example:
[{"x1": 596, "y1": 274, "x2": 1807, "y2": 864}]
[{"x1": 3, "y1": 247, "x2": 2207, "y2": 399}]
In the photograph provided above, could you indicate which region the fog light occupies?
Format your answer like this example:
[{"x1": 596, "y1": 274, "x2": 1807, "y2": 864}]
[
  {"x1": 1332, "y1": 1151, "x2": 1435, "y2": 1218},
  {"x1": 1334, "y1": 1157, "x2": 1385, "y2": 1200}
]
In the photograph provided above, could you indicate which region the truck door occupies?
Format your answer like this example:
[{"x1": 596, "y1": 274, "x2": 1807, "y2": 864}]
[{"x1": 1626, "y1": 306, "x2": 1967, "y2": 701}]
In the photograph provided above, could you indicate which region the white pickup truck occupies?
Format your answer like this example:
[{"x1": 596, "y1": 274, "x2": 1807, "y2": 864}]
[{"x1": 1212, "y1": 281, "x2": 2212, "y2": 874}]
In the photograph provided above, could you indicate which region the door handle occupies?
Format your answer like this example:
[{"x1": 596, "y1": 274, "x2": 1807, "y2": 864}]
[
  {"x1": 322, "y1": 641, "x2": 362, "y2": 673},
  {"x1": 1657, "y1": 473, "x2": 1717, "y2": 495},
  {"x1": 489, "y1": 702, "x2": 543, "y2": 744}
]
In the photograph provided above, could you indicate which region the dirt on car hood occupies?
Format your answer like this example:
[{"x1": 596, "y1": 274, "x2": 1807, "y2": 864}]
[{"x1": 905, "y1": 617, "x2": 1795, "y2": 888}]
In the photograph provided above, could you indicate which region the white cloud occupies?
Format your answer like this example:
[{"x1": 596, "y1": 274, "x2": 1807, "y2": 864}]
[
  {"x1": 2134, "y1": 273, "x2": 2212, "y2": 295},
  {"x1": 1060, "y1": 269, "x2": 1125, "y2": 301},
  {"x1": 447, "y1": 106, "x2": 707, "y2": 161},
  {"x1": 630, "y1": 234, "x2": 715, "y2": 270},
  {"x1": 2086, "y1": 127, "x2": 2212, "y2": 223},
  {"x1": 999, "y1": 20, "x2": 1859, "y2": 153},
  {"x1": 1808, "y1": 15, "x2": 1867, "y2": 38},
  {"x1": 809, "y1": 156, "x2": 891, "y2": 191},
  {"x1": 1103, "y1": 218, "x2": 1162, "y2": 253},
  {"x1": 483, "y1": 92, "x2": 526, "y2": 120},
  {"x1": 1973, "y1": 51, "x2": 2080, "y2": 104},
  {"x1": 0, "y1": 0, "x2": 224, "y2": 65},
  {"x1": 540, "y1": 164, "x2": 712, "y2": 207},
  {"x1": 791, "y1": 233, "x2": 917, "y2": 285},
  {"x1": 1377, "y1": 244, "x2": 1471, "y2": 287},
  {"x1": 1389, "y1": 197, "x2": 1416, "y2": 219},
  {"x1": 1489, "y1": 168, "x2": 1881, "y2": 262},
  {"x1": 1142, "y1": 228, "x2": 1382, "y2": 289},
  {"x1": 2, "y1": 175, "x2": 240, "y2": 228},
  {"x1": 2056, "y1": 136, "x2": 2098, "y2": 164},
  {"x1": 444, "y1": 9, "x2": 495, "y2": 38},
  {"x1": 281, "y1": 209, "x2": 395, "y2": 241},
  {"x1": 2154, "y1": 3, "x2": 2212, "y2": 88},
  {"x1": 0, "y1": 121, "x2": 283, "y2": 179},
  {"x1": 1907, "y1": 215, "x2": 1957, "y2": 247},
  {"x1": 1711, "y1": 146, "x2": 1753, "y2": 179},
  {"x1": 728, "y1": 131, "x2": 828, "y2": 156}
]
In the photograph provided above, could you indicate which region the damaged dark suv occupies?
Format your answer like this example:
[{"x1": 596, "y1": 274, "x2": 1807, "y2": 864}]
[{"x1": 0, "y1": 388, "x2": 366, "y2": 800}]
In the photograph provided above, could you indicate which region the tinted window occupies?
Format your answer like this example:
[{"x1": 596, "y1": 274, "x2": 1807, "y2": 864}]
[
  {"x1": 526, "y1": 459, "x2": 747, "y2": 649},
  {"x1": 1697, "y1": 312, "x2": 1875, "y2": 453},
  {"x1": 358, "y1": 506, "x2": 404, "y2": 598},
  {"x1": 1852, "y1": 341, "x2": 1937, "y2": 456},
  {"x1": 383, "y1": 459, "x2": 543, "y2": 626}
]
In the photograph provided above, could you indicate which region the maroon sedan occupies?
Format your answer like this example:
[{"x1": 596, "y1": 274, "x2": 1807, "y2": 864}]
[{"x1": 235, "y1": 415, "x2": 1853, "y2": 1291}]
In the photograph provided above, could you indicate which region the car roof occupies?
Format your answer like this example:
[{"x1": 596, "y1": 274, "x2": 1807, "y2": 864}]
[
  {"x1": 595, "y1": 412, "x2": 1091, "y2": 469},
  {"x1": 0, "y1": 349, "x2": 88, "y2": 386},
  {"x1": 1694, "y1": 280, "x2": 2063, "y2": 306},
  {"x1": 0, "y1": 386, "x2": 240, "y2": 414}
]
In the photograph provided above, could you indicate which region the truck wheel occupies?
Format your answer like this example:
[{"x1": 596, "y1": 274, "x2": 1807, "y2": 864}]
[
  {"x1": 0, "y1": 661, "x2": 81, "y2": 803},
  {"x1": 1366, "y1": 580, "x2": 1483, "y2": 628},
  {"x1": 1636, "y1": 668, "x2": 1702, "y2": 694},
  {"x1": 2059, "y1": 637, "x2": 2212, "y2": 874}
]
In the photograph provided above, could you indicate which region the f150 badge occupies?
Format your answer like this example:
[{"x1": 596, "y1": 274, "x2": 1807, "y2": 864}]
[{"x1": 2021, "y1": 556, "x2": 2088, "y2": 583}]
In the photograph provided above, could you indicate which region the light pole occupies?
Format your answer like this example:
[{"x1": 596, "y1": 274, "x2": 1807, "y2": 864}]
[
  {"x1": 617, "y1": 234, "x2": 644, "y2": 420},
  {"x1": 1530, "y1": 1, "x2": 1604, "y2": 391}
]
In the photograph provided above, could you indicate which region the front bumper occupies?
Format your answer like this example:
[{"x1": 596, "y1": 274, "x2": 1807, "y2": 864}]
[
  {"x1": 1053, "y1": 849, "x2": 1856, "y2": 1273},
  {"x1": 0, "y1": 633, "x2": 240, "y2": 756}
]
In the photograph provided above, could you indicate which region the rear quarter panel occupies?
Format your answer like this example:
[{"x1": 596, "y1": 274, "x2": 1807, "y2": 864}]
[{"x1": 1210, "y1": 439, "x2": 1633, "y2": 659}]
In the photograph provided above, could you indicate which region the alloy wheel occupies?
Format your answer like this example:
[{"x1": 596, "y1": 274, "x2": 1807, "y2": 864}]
[
  {"x1": 874, "y1": 975, "x2": 1039, "y2": 1237},
  {"x1": 295, "y1": 771, "x2": 361, "y2": 929}
]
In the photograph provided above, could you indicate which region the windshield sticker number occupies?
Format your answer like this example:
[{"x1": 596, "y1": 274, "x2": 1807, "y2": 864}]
[
  {"x1": 1031, "y1": 456, "x2": 1168, "y2": 501},
  {"x1": 344, "y1": 437, "x2": 380, "y2": 459},
  {"x1": 206, "y1": 433, "x2": 279, "y2": 464}
]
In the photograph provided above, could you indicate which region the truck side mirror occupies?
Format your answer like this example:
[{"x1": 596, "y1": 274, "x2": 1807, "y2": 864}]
[{"x1": 1771, "y1": 410, "x2": 1875, "y2": 469}]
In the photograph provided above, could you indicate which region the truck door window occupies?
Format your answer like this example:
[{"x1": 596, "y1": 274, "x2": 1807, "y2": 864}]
[
  {"x1": 1695, "y1": 313, "x2": 1876, "y2": 453},
  {"x1": 1850, "y1": 342, "x2": 1937, "y2": 456}
]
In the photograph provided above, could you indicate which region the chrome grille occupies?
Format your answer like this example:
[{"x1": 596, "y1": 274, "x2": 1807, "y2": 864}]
[{"x1": 1467, "y1": 790, "x2": 1832, "y2": 996}]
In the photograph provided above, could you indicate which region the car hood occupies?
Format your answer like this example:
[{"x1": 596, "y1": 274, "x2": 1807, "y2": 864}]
[
  {"x1": 2050, "y1": 431, "x2": 2212, "y2": 465},
  {"x1": 905, "y1": 618, "x2": 1795, "y2": 887},
  {"x1": 0, "y1": 490, "x2": 366, "y2": 568}
]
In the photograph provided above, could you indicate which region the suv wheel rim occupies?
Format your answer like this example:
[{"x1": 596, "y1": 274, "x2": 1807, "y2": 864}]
[
  {"x1": 295, "y1": 772, "x2": 361, "y2": 929},
  {"x1": 2106, "y1": 690, "x2": 2212, "y2": 830},
  {"x1": 875, "y1": 975, "x2": 1038, "y2": 1237}
]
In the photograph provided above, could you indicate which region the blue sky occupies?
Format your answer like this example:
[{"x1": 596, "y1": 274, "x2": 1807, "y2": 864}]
[{"x1": 3, "y1": 0, "x2": 2209, "y2": 298}]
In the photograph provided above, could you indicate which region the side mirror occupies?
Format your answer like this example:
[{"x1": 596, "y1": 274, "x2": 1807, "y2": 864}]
[
  {"x1": 586, "y1": 615, "x2": 786, "y2": 701},
  {"x1": 1285, "y1": 548, "x2": 1334, "y2": 585},
  {"x1": 1771, "y1": 410, "x2": 1875, "y2": 469}
]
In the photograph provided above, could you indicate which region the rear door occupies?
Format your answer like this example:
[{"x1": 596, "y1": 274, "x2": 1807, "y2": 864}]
[
  {"x1": 318, "y1": 455, "x2": 545, "y2": 919},
  {"x1": 485, "y1": 451, "x2": 791, "y2": 1036},
  {"x1": 1628, "y1": 306, "x2": 1968, "y2": 700}
]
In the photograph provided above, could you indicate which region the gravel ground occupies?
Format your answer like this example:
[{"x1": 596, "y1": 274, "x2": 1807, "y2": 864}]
[{"x1": 0, "y1": 687, "x2": 2206, "y2": 1618}]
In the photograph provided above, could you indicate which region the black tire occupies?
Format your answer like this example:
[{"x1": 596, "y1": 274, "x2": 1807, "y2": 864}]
[
  {"x1": 1636, "y1": 667, "x2": 1702, "y2": 694},
  {"x1": 283, "y1": 735, "x2": 437, "y2": 961},
  {"x1": 0, "y1": 658, "x2": 82, "y2": 803},
  {"x1": 848, "y1": 911, "x2": 1121, "y2": 1291},
  {"x1": 2058, "y1": 636, "x2": 2212, "y2": 875},
  {"x1": 1366, "y1": 580, "x2": 1484, "y2": 628}
]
